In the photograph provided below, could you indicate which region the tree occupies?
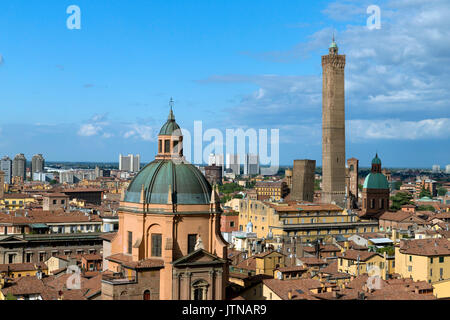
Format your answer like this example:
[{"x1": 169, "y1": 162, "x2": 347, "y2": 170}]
[
  {"x1": 5, "y1": 292, "x2": 17, "y2": 300},
  {"x1": 246, "y1": 181, "x2": 256, "y2": 189},
  {"x1": 393, "y1": 181, "x2": 402, "y2": 190},
  {"x1": 390, "y1": 192, "x2": 413, "y2": 211},
  {"x1": 314, "y1": 180, "x2": 321, "y2": 191},
  {"x1": 419, "y1": 188, "x2": 432, "y2": 199},
  {"x1": 417, "y1": 205, "x2": 436, "y2": 212},
  {"x1": 438, "y1": 187, "x2": 448, "y2": 196}
]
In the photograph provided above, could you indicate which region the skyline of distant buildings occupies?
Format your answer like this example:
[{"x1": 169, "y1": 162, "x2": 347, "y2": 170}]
[{"x1": 118, "y1": 154, "x2": 141, "y2": 173}]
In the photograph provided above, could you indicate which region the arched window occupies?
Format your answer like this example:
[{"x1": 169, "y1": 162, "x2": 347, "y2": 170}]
[{"x1": 143, "y1": 290, "x2": 151, "y2": 301}]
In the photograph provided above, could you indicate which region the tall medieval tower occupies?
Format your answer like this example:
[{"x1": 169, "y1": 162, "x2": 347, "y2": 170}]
[{"x1": 321, "y1": 37, "x2": 346, "y2": 207}]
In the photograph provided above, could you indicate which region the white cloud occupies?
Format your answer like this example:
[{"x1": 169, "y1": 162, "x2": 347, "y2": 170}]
[
  {"x1": 200, "y1": 0, "x2": 450, "y2": 143},
  {"x1": 123, "y1": 124, "x2": 156, "y2": 142},
  {"x1": 78, "y1": 124, "x2": 102, "y2": 137},
  {"x1": 348, "y1": 118, "x2": 450, "y2": 141}
]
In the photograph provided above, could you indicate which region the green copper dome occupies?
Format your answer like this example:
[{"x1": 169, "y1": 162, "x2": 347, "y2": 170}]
[
  {"x1": 330, "y1": 41, "x2": 338, "y2": 48},
  {"x1": 159, "y1": 108, "x2": 181, "y2": 135},
  {"x1": 363, "y1": 172, "x2": 389, "y2": 190},
  {"x1": 124, "y1": 160, "x2": 212, "y2": 204},
  {"x1": 372, "y1": 154, "x2": 382, "y2": 165}
]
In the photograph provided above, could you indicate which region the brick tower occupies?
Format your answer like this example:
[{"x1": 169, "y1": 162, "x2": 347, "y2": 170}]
[
  {"x1": 291, "y1": 160, "x2": 316, "y2": 202},
  {"x1": 346, "y1": 158, "x2": 359, "y2": 209},
  {"x1": 321, "y1": 36, "x2": 346, "y2": 208}
]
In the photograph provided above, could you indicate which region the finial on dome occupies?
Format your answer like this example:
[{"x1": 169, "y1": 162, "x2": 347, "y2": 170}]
[
  {"x1": 329, "y1": 33, "x2": 338, "y2": 53},
  {"x1": 168, "y1": 98, "x2": 175, "y2": 121}
]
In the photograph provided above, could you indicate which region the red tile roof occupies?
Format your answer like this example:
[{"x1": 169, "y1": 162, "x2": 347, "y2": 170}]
[
  {"x1": 337, "y1": 249, "x2": 381, "y2": 262},
  {"x1": 262, "y1": 278, "x2": 322, "y2": 300},
  {"x1": 399, "y1": 238, "x2": 450, "y2": 256}
]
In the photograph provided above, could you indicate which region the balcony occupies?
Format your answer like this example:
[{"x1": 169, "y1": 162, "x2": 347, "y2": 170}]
[{"x1": 102, "y1": 273, "x2": 137, "y2": 284}]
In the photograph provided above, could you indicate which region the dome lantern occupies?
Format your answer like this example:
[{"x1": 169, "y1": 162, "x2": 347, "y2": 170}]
[{"x1": 157, "y1": 98, "x2": 183, "y2": 160}]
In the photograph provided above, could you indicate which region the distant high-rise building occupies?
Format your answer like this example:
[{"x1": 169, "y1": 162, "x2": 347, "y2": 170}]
[
  {"x1": 60, "y1": 171, "x2": 75, "y2": 184},
  {"x1": 31, "y1": 154, "x2": 45, "y2": 175},
  {"x1": 119, "y1": 154, "x2": 141, "y2": 172},
  {"x1": 226, "y1": 154, "x2": 240, "y2": 175},
  {"x1": 446, "y1": 165, "x2": 450, "y2": 174},
  {"x1": 95, "y1": 166, "x2": 102, "y2": 179},
  {"x1": 432, "y1": 165, "x2": 441, "y2": 173},
  {"x1": 12, "y1": 153, "x2": 27, "y2": 181},
  {"x1": 0, "y1": 156, "x2": 12, "y2": 184},
  {"x1": 244, "y1": 154, "x2": 260, "y2": 175},
  {"x1": 291, "y1": 160, "x2": 316, "y2": 202},
  {"x1": 321, "y1": 37, "x2": 346, "y2": 207}
]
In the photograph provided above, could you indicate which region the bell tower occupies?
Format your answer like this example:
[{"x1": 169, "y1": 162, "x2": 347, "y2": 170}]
[{"x1": 321, "y1": 36, "x2": 346, "y2": 208}]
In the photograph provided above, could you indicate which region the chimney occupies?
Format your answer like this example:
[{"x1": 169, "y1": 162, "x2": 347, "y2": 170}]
[{"x1": 288, "y1": 290, "x2": 292, "y2": 300}]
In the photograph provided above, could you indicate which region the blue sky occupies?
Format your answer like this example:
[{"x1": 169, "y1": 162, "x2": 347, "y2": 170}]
[{"x1": 0, "y1": 0, "x2": 449, "y2": 167}]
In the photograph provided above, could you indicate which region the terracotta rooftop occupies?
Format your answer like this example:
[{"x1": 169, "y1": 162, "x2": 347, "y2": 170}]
[
  {"x1": 82, "y1": 253, "x2": 102, "y2": 261},
  {"x1": 262, "y1": 278, "x2": 322, "y2": 300},
  {"x1": 235, "y1": 257, "x2": 257, "y2": 271},
  {"x1": 1, "y1": 276, "x2": 50, "y2": 297},
  {"x1": 2, "y1": 193, "x2": 33, "y2": 199},
  {"x1": 0, "y1": 209, "x2": 102, "y2": 224},
  {"x1": 379, "y1": 211, "x2": 426, "y2": 223},
  {"x1": 303, "y1": 244, "x2": 341, "y2": 253},
  {"x1": 122, "y1": 258, "x2": 165, "y2": 270},
  {"x1": 337, "y1": 249, "x2": 381, "y2": 262},
  {"x1": 297, "y1": 257, "x2": 328, "y2": 266},
  {"x1": 399, "y1": 238, "x2": 450, "y2": 256},
  {"x1": 0, "y1": 262, "x2": 47, "y2": 273},
  {"x1": 99, "y1": 232, "x2": 117, "y2": 242}
]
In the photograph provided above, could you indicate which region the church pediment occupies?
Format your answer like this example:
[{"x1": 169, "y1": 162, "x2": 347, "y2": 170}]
[
  {"x1": 172, "y1": 249, "x2": 226, "y2": 267},
  {"x1": 0, "y1": 235, "x2": 27, "y2": 244}
]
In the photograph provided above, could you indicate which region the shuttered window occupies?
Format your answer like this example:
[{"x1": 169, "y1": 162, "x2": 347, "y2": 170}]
[
  {"x1": 127, "y1": 231, "x2": 132, "y2": 254},
  {"x1": 152, "y1": 234, "x2": 162, "y2": 257}
]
